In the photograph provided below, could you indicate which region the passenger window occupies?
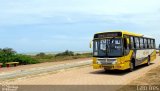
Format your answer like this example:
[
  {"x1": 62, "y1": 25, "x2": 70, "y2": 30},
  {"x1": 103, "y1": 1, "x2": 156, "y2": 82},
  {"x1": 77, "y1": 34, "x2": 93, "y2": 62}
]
[
  {"x1": 140, "y1": 38, "x2": 144, "y2": 49},
  {"x1": 151, "y1": 39, "x2": 154, "y2": 48},
  {"x1": 144, "y1": 38, "x2": 147, "y2": 49},
  {"x1": 147, "y1": 39, "x2": 151, "y2": 48},
  {"x1": 130, "y1": 36, "x2": 134, "y2": 49},
  {"x1": 135, "y1": 37, "x2": 140, "y2": 49},
  {"x1": 153, "y1": 39, "x2": 155, "y2": 48}
]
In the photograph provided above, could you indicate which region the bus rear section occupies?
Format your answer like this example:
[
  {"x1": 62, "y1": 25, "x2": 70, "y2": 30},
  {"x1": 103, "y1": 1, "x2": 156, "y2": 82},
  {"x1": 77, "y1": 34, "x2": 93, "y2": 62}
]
[{"x1": 92, "y1": 31, "x2": 156, "y2": 71}]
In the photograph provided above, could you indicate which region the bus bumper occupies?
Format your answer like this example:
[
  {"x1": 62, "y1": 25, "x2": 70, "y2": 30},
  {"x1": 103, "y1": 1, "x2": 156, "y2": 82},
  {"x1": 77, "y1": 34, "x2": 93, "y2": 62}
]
[
  {"x1": 93, "y1": 64, "x2": 102, "y2": 69},
  {"x1": 93, "y1": 63, "x2": 129, "y2": 70}
]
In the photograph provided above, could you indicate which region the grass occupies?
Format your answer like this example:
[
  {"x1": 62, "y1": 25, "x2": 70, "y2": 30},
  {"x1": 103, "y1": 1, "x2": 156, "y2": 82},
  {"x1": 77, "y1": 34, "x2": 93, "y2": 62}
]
[
  {"x1": 0, "y1": 48, "x2": 92, "y2": 66},
  {"x1": 32, "y1": 52, "x2": 92, "y2": 63}
]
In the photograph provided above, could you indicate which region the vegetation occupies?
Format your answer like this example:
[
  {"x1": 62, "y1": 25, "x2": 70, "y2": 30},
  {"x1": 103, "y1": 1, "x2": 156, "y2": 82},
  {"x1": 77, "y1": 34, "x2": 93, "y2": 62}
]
[
  {"x1": 36, "y1": 52, "x2": 46, "y2": 57},
  {"x1": 34, "y1": 50, "x2": 92, "y2": 63},
  {"x1": 0, "y1": 48, "x2": 39, "y2": 65},
  {"x1": 55, "y1": 50, "x2": 74, "y2": 57},
  {"x1": 0, "y1": 48, "x2": 92, "y2": 66}
]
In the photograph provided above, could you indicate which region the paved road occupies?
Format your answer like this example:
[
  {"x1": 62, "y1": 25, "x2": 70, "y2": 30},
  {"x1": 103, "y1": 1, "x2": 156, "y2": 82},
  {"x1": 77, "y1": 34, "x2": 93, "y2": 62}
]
[{"x1": 4, "y1": 55, "x2": 160, "y2": 86}]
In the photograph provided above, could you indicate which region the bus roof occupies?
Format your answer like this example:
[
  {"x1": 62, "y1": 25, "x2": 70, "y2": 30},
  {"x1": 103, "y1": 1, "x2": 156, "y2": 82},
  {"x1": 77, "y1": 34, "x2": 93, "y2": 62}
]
[
  {"x1": 143, "y1": 35, "x2": 154, "y2": 39},
  {"x1": 95, "y1": 30, "x2": 143, "y2": 37}
]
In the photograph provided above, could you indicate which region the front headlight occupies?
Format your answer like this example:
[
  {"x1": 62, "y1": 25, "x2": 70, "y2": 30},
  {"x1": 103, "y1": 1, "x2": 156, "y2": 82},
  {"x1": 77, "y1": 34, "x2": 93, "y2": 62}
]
[{"x1": 116, "y1": 58, "x2": 123, "y2": 64}]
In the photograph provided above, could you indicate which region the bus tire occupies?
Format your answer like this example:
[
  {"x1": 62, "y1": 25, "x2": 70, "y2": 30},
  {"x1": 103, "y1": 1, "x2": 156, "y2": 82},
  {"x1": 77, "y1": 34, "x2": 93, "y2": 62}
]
[
  {"x1": 104, "y1": 68, "x2": 108, "y2": 72},
  {"x1": 146, "y1": 56, "x2": 150, "y2": 66},
  {"x1": 129, "y1": 59, "x2": 135, "y2": 72}
]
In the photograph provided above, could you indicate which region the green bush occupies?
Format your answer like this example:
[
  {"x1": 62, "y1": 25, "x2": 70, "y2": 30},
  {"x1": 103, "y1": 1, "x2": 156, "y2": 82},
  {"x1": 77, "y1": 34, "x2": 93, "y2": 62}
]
[
  {"x1": 36, "y1": 52, "x2": 46, "y2": 57},
  {"x1": 0, "y1": 48, "x2": 39, "y2": 65},
  {"x1": 55, "y1": 50, "x2": 74, "y2": 57},
  {"x1": 35, "y1": 52, "x2": 54, "y2": 59},
  {"x1": 14, "y1": 54, "x2": 39, "y2": 65},
  {"x1": 0, "y1": 48, "x2": 16, "y2": 63},
  {"x1": 0, "y1": 48, "x2": 92, "y2": 65}
]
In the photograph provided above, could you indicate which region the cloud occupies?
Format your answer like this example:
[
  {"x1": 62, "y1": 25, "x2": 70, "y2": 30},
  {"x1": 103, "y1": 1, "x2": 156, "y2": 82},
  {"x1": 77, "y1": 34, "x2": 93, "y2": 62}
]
[
  {"x1": 0, "y1": 0, "x2": 160, "y2": 52},
  {"x1": 0, "y1": 0, "x2": 160, "y2": 26}
]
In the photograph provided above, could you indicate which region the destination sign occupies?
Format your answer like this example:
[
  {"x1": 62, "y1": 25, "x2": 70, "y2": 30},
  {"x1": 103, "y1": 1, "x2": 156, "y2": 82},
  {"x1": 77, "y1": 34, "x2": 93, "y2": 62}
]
[{"x1": 94, "y1": 32, "x2": 122, "y2": 38}]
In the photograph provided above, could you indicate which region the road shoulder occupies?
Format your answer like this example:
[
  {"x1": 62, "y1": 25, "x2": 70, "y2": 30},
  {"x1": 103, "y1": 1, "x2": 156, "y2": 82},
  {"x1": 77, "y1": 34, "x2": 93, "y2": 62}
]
[{"x1": 118, "y1": 65, "x2": 160, "y2": 91}]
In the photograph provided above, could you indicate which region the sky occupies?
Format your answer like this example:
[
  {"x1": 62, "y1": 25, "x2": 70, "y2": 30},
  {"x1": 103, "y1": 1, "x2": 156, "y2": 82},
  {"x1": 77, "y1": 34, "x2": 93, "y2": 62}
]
[{"x1": 0, "y1": 0, "x2": 160, "y2": 53}]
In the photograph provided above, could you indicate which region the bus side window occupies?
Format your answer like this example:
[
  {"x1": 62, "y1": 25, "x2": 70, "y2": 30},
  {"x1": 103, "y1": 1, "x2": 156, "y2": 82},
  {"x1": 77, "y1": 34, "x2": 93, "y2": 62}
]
[
  {"x1": 144, "y1": 38, "x2": 147, "y2": 49},
  {"x1": 130, "y1": 36, "x2": 134, "y2": 49},
  {"x1": 147, "y1": 39, "x2": 151, "y2": 48},
  {"x1": 133, "y1": 37, "x2": 137, "y2": 49},
  {"x1": 135, "y1": 37, "x2": 140, "y2": 49},
  {"x1": 140, "y1": 38, "x2": 144, "y2": 49},
  {"x1": 151, "y1": 39, "x2": 154, "y2": 48},
  {"x1": 153, "y1": 39, "x2": 156, "y2": 48}
]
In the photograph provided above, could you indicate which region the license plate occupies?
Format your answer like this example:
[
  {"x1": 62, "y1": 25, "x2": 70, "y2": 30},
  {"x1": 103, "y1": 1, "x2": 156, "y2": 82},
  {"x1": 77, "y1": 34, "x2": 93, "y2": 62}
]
[
  {"x1": 101, "y1": 61, "x2": 107, "y2": 64},
  {"x1": 97, "y1": 61, "x2": 107, "y2": 64},
  {"x1": 97, "y1": 59, "x2": 107, "y2": 64}
]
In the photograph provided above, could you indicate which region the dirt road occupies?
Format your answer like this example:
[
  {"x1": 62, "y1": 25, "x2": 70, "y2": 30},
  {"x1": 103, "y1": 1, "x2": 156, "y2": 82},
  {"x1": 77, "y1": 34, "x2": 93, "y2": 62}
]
[
  {"x1": 0, "y1": 58, "x2": 91, "y2": 74},
  {"x1": 4, "y1": 56, "x2": 160, "y2": 85}
]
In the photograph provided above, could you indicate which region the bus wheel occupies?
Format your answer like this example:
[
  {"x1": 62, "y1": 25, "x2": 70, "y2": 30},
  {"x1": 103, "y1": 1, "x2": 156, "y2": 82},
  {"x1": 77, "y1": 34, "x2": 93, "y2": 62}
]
[
  {"x1": 146, "y1": 56, "x2": 150, "y2": 66},
  {"x1": 129, "y1": 61, "x2": 135, "y2": 72},
  {"x1": 104, "y1": 68, "x2": 108, "y2": 72}
]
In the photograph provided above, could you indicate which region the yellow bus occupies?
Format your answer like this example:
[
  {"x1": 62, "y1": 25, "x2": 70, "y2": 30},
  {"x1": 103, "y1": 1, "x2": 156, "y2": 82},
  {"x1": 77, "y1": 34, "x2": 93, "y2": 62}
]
[{"x1": 92, "y1": 31, "x2": 156, "y2": 71}]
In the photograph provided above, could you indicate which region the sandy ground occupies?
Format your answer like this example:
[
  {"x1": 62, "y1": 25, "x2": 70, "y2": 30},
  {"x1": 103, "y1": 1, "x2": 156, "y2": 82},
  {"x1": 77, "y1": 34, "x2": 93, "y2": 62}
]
[
  {"x1": 119, "y1": 62, "x2": 160, "y2": 91},
  {"x1": 2, "y1": 55, "x2": 159, "y2": 86},
  {"x1": 0, "y1": 56, "x2": 160, "y2": 91}
]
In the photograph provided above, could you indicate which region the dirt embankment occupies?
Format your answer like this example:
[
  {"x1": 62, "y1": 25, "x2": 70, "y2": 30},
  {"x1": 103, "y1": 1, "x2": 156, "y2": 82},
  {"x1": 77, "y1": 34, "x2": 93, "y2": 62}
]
[{"x1": 119, "y1": 65, "x2": 160, "y2": 91}]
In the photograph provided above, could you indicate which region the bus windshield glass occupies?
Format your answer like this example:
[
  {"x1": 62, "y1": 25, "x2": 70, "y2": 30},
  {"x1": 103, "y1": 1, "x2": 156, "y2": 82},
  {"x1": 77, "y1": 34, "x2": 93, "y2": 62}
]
[{"x1": 93, "y1": 38, "x2": 123, "y2": 57}]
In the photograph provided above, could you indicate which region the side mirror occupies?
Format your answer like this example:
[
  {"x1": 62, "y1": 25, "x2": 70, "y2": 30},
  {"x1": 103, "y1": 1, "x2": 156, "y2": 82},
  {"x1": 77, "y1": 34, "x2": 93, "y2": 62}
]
[
  {"x1": 127, "y1": 38, "x2": 130, "y2": 44},
  {"x1": 90, "y1": 41, "x2": 92, "y2": 48}
]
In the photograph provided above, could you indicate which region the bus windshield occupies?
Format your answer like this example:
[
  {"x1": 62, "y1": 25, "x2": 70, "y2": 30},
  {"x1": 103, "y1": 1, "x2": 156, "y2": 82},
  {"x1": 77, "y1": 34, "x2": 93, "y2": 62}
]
[{"x1": 93, "y1": 38, "x2": 123, "y2": 57}]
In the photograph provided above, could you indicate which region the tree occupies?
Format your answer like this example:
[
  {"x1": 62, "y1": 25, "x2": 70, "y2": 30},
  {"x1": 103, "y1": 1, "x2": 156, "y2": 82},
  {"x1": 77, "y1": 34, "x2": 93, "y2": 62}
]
[
  {"x1": 55, "y1": 50, "x2": 74, "y2": 57},
  {"x1": 36, "y1": 52, "x2": 46, "y2": 57},
  {"x1": 2, "y1": 48, "x2": 16, "y2": 56},
  {"x1": 0, "y1": 48, "x2": 16, "y2": 63},
  {"x1": 0, "y1": 48, "x2": 38, "y2": 64}
]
